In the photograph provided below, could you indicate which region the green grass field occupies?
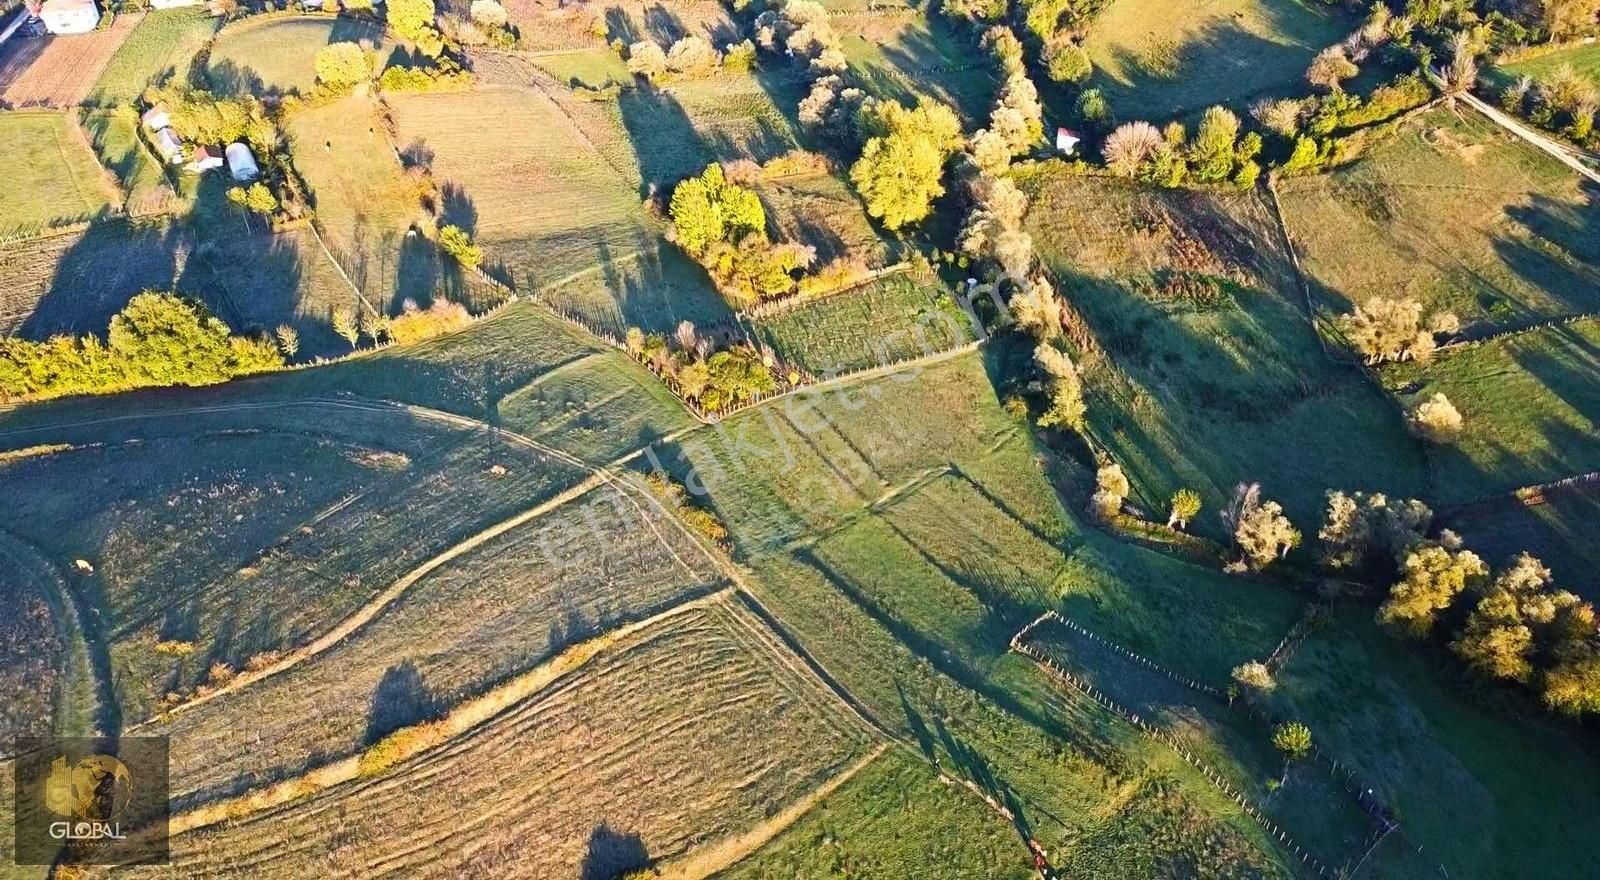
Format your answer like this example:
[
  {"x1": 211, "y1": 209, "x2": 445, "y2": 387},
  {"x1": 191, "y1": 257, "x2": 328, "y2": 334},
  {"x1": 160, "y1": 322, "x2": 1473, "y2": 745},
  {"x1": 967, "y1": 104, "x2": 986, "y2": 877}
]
[
  {"x1": 1274, "y1": 607, "x2": 1600, "y2": 879},
  {"x1": 1386, "y1": 319, "x2": 1600, "y2": 507},
  {"x1": 81, "y1": 107, "x2": 175, "y2": 217},
  {"x1": 285, "y1": 93, "x2": 430, "y2": 308},
  {"x1": 753, "y1": 274, "x2": 974, "y2": 374},
  {"x1": 757, "y1": 171, "x2": 891, "y2": 268},
  {"x1": 0, "y1": 111, "x2": 119, "y2": 237},
  {"x1": 1501, "y1": 41, "x2": 1600, "y2": 88},
  {"x1": 86, "y1": 7, "x2": 222, "y2": 106},
  {"x1": 1444, "y1": 486, "x2": 1600, "y2": 598},
  {"x1": 1023, "y1": 171, "x2": 1426, "y2": 530},
  {"x1": 387, "y1": 85, "x2": 646, "y2": 293},
  {"x1": 0, "y1": 219, "x2": 183, "y2": 339},
  {"x1": 1278, "y1": 107, "x2": 1600, "y2": 334},
  {"x1": 536, "y1": 239, "x2": 733, "y2": 334},
  {"x1": 206, "y1": 15, "x2": 394, "y2": 97},
  {"x1": 494, "y1": 351, "x2": 694, "y2": 463},
  {"x1": 1083, "y1": 0, "x2": 1351, "y2": 120},
  {"x1": 531, "y1": 46, "x2": 632, "y2": 89},
  {"x1": 837, "y1": 12, "x2": 995, "y2": 123}
]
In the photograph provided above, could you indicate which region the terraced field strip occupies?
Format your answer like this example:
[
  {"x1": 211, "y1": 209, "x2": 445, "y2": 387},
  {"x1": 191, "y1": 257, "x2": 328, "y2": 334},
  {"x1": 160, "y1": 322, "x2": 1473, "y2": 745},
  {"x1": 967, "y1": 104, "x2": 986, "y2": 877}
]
[{"x1": 144, "y1": 595, "x2": 878, "y2": 878}]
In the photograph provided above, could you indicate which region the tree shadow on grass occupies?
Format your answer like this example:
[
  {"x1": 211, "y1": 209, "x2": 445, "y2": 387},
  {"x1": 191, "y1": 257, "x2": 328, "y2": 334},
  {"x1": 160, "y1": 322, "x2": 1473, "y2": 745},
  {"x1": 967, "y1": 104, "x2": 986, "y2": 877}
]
[
  {"x1": 579, "y1": 824, "x2": 650, "y2": 880},
  {"x1": 365, "y1": 660, "x2": 443, "y2": 744},
  {"x1": 20, "y1": 219, "x2": 183, "y2": 340},
  {"x1": 618, "y1": 85, "x2": 710, "y2": 196}
]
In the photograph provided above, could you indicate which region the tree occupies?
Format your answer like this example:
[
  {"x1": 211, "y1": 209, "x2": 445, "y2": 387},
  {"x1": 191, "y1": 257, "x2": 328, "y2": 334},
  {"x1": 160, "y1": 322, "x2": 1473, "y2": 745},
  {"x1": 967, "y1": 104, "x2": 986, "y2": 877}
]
[
  {"x1": 1337, "y1": 297, "x2": 1454, "y2": 363},
  {"x1": 1168, "y1": 489, "x2": 1201, "y2": 531},
  {"x1": 1409, "y1": 393, "x2": 1463, "y2": 444},
  {"x1": 1544, "y1": 644, "x2": 1600, "y2": 716},
  {"x1": 669, "y1": 164, "x2": 765, "y2": 257},
  {"x1": 1188, "y1": 106, "x2": 1241, "y2": 184},
  {"x1": 1307, "y1": 45, "x2": 1358, "y2": 91},
  {"x1": 1443, "y1": 31, "x2": 1479, "y2": 97},
  {"x1": 359, "y1": 310, "x2": 390, "y2": 345},
  {"x1": 387, "y1": 0, "x2": 437, "y2": 42},
  {"x1": 1452, "y1": 554, "x2": 1557, "y2": 683},
  {"x1": 1034, "y1": 344, "x2": 1086, "y2": 432},
  {"x1": 314, "y1": 42, "x2": 371, "y2": 88},
  {"x1": 438, "y1": 224, "x2": 483, "y2": 271},
  {"x1": 1251, "y1": 98, "x2": 1303, "y2": 138},
  {"x1": 1231, "y1": 661, "x2": 1275, "y2": 697},
  {"x1": 332, "y1": 307, "x2": 360, "y2": 349},
  {"x1": 1043, "y1": 36, "x2": 1092, "y2": 83},
  {"x1": 1103, "y1": 121, "x2": 1163, "y2": 176},
  {"x1": 1272, "y1": 721, "x2": 1312, "y2": 784},
  {"x1": 228, "y1": 183, "x2": 278, "y2": 217},
  {"x1": 1089, "y1": 463, "x2": 1129, "y2": 520},
  {"x1": 1222, "y1": 483, "x2": 1300, "y2": 571},
  {"x1": 666, "y1": 35, "x2": 720, "y2": 75},
  {"x1": 274, "y1": 324, "x2": 300, "y2": 359},
  {"x1": 1009, "y1": 278, "x2": 1062, "y2": 340},
  {"x1": 627, "y1": 41, "x2": 668, "y2": 80},
  {"x1": 849, "y1": 100, "x2": 962, "y2": 230},
  {"x1": 1319, "y1": 490, "x2": 1432, "y2": 572},
  {"x1": 1377, "y1": 544, "x2": 1488, "y2": 638},
  {"x1": 469, "y1": 0, "x2": 507, "y2": 28}
]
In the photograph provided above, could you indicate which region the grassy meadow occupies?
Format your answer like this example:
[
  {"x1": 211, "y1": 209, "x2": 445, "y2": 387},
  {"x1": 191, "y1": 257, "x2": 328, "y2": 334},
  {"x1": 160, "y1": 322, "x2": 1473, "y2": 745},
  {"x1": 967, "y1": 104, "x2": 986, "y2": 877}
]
[
  {"x1": 0, "y1": 220, "x2": 181, "y2": 338},
  {"x1": 1445, "y1": 486, "x2": 1600, "y2": 598},
  {"x1": 1386, "y1": 319, "x2": 1600, "y2": 506},
  {"x1": 1277, "y1": 107, "x2": 1600, "y2": 335},
  {"x1": 1022, "y1": 171, "x2": 1426, "y2": 530},
  {"x1": 1274, "y1": 607, "x2": 1600, "y2": 879},
  {"x1": 205, "y1": 16, "x2": 395, "y2": 98},
  {"x1": 1083, "y1": 0, "x2": 1350, "y2": 120},
  {"x1": 753, "y1": 274, "x2": 974, "y2": 374},
  {"x1": 837, "y1": 12, "x2": 996, "y2": 123},
  {"x1": 0, "y1": 111, "x2": 120, "y2": 236},
  {"x1": 81, "y1": 107, "x2": 175, "y2": 217},
  {"x1": 87, "y1": 7, "x2": 221, "y2": 106},
  {"x1": 1501, "y1": 41, "x2": 1600, "y2": 88}
]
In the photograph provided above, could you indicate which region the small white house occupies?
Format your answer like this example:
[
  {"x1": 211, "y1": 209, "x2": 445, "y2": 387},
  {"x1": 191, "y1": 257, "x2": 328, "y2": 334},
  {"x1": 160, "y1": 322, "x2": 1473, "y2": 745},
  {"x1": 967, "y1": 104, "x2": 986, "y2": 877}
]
[
  {"x1": 140, "y1": 104, "x2": 171, "y2": 132},
  {"x1": 225, "y1": 142, "x2": 259, "y2": 182},
  {"x1": 152, "y1": 128, "x2": 185, "y2": 164},
  {"x1": 186, "y1": 145, "x2": 224, "y2": 173},
  {"x1": 38, "y1": 0, "x2": 100, "y2": 34},
  {"x1": 1055, "y1": 127, "x2": 1082, "y2": 156}
]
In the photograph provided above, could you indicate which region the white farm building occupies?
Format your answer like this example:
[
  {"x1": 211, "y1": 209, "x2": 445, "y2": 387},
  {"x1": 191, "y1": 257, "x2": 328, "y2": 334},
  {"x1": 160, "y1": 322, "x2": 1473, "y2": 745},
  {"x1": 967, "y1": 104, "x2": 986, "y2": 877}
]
[
  {"x1": 225, "y1": 142, "x2": 259, "y2": 181},
  {"x1": 38, "y1": 0, "x2": 100, "y2": 34}
]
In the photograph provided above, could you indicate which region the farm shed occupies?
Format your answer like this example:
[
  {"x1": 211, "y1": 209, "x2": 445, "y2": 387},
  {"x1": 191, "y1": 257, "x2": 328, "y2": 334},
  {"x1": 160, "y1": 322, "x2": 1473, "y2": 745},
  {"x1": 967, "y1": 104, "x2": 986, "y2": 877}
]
[
  {"x1": 1055, "y1": 127, "x2": 1081, "y2": 156},
  {"x1": 141, "y1": 104, "x2": 171, "y2": 131},
  {"x1": 152, "y1": 127, "x2": 184, "y2": 164},
  {"x1": 38, "y1": 0, "x2": 99, "y2": 34},
  {"x1": 225, "y1": 142, "x2": 259, "y2": 181},
  {"x1": 187, "y1": 145, "x2": 223, "y2": 172}
]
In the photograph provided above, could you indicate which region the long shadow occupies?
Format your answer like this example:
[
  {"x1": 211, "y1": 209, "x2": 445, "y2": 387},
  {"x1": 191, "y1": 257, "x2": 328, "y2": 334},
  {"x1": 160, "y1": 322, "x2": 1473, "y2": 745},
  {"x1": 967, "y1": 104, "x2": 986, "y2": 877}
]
[
  {"x1": 616, "y1": 84, "x2": 711, "y2": 195},
  {"x1": 1493, "y1": 187, "x2": 1600, "y2": 318},
  {"x1": 19, "y1": 220, "x2": 183, "y2": 340},
  {"x1": 365, "y1": 660, "x2": 443, "y2": 744}
]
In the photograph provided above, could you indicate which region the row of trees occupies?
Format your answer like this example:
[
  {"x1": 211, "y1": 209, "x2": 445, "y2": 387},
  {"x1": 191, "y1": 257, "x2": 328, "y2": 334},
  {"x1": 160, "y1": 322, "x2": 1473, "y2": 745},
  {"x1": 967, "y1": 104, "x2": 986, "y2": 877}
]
[
  {"x1": 1102, "y1": 108, "x2": 1264, "y2": 189},
  {"x1": 625, "y1": 35, "x2": 755, "y2": 81},
  {"x1": 0, "y1": 293, "x2": 283, "y2": 404},
  {"x1": 622, "y1": 321, "x2": 782, "y2": 412},
  {"x1": 1501, "y1": 63, "x2": 1599, "y2": 148}
]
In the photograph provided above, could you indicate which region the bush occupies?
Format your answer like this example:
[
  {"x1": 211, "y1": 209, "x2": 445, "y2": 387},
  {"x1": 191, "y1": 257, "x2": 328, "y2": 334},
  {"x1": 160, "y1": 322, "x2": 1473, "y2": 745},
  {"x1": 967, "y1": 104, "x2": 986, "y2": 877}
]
[
  {"x1": 377, "y1": 65, "x2": 472, "y2": 93},
  {"x1": 438, "y1": 224, "x2": 483, "y2": 270},
  {"x1": 385, "y1": 298, "x2": 472, "y2": 345},
  {"x1": 469, "y1": 0, "x2": 506, "y2": 27},
  {"x1": 1408, "y1": 392, "x2": 1463, "y2": 443},
  {"x1": 1044, "y1": 36, "x2": 1092, "y2": 83},
  {"x1": 314, "y1": 42, "x2": 371, "y2": 88},
  {"x1": 627, "y1": 41, "x2": 668, "y2": 80}
]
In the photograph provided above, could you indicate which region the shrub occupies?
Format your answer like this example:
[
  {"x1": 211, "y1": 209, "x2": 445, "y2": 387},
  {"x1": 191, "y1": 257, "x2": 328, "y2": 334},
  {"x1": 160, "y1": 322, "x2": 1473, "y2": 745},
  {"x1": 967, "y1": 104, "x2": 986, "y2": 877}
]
[
  {"x1": 314, "y1": 42, "x2": 371, "y2": 88},
  {"x1": 1043, "y1": 36, "x2": 1091, "y2": 83},
  {"x1": 358, "y1": 720, "x2": 448, "y2": 776},
  {"x1": 385, "y1": 298, "x2": 471, "y2": 345},
  {"x1": 722, "y1": 39, "x2": 757, "y2": 72},
  {"x1": 666, "y1": 35, "x2": 720, "y2": 75},
  {"x1": 468, "y1": 0, "x2": 506, "y2": 27},
  {"x1": 627, "y1": 40, "x2": 668, "y2": 80},
  {"x1": 1408, "y1": 392, "x2": 1463, "y2": 444}
]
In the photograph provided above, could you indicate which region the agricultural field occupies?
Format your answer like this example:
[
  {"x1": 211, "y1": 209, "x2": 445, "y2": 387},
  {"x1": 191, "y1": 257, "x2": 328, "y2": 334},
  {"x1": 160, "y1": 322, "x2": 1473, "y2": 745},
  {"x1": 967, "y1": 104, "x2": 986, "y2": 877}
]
[
  {"x1": 145, "y1": 478, "x2": 721, "y2": 802},
  {"x1": 752, "y1": 273, "x2": 974, "y2": 374},
  {"x1": 1273, "y1": 607, "x2": 1600, "y2": 879},
  {"x1": 1385, "y1": 318, "x2": 1600, "y2": 506},
  {"x1": 86, "y1": 6, "x2": 222, "y2": 107},
  {"x1": 179, "y1": 228, "x2": 368, "y2": 359},
  {"x1": 1021, "y1": 171, "x2": 1425, "y2": 528},
  {"x1": 0, "y1": 220, "x2": 179, "y2": 338},
  {"x1": 0, "y1": 400, "x2": 585, "y2": 723},
  {"x1": 721, "y1": 749, "x2": 1031, "y2": 880},
  {"x1": 0, "y1": 12, "x2": 140, "y2": 108},
  {"x1": 1278, "y1": 107, "x2": 1600, "y2": 335},
  {"x1": 837, "y1": 11, "x2": 996, "y2": 123},
  {"x1": 1082, "y1": 0, "x2": 1351, "y2": 120},
  {"x1": 535, "y1": 238, "x2": 733, "y2": 333},
  {"x1": 128, "y1": 598, "x2": 875, "y2": 878},
  {"x1": 386, "y1": 85, "x2": 647, "y2": 292},
  {"x1": 1444, "y1": 486, "x2": 1600, "y2": 597},
  {"x1": 81, "y1": 106, "x2": 176, "y2": 217},
  {"x1": 0, "y1": 530, "x2": 96, "y2": 746},
  {"x1": 494, "y1": 351, "x2": 695, "y2": 463},
  {"x1": 206, "y1": 15, "x2": 395, "y2": 98},
  {"x1": 1500, "y1": 41, "x2": 1600, "y2": 88},
  {"x1": 756, "y1": 170, "x2": 891, "y2": 268},
  {"x1": 531, "y1": 46, "x2": 632, "y2": 89},
  {"x1": 0, "y1": 110, "x2": 120, "y2": 238},
  {"x1": 614, "y1": 72, "x2": 808, "y2": 189},
  {"x1": 285, "y1": 93, "x2": 431, "y2": 307}
]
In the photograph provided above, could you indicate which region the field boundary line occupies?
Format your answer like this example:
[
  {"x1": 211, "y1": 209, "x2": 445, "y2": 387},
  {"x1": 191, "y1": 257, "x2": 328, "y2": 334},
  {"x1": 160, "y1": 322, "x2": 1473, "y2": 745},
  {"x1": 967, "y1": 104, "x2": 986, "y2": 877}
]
[
  {"x1": 652, "y1": 743, "x2": 889, "y2": 880},
  {"x1": 130, "y1": 468, "x2": 611, "y2": 730},
  {"x1": 1446, "y1": 80, "x2": 1600, "y2": 184},
  {"x1": 165, "y1": 589, "x2": 733, "y2": 835}
]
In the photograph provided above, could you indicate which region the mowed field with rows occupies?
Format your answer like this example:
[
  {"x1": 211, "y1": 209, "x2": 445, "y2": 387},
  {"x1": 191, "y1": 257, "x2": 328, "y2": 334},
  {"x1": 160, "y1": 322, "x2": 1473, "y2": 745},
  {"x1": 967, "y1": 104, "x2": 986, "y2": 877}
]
[
  {"x1": 0, "y1": 110, "x2": 120, "y2": 237},
  {"x1": 113, "y1": 598, "x2": 876, "y2": 879},
  {"x1": 0, "y1": 12, "x2": 142, "y2": 108}
]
